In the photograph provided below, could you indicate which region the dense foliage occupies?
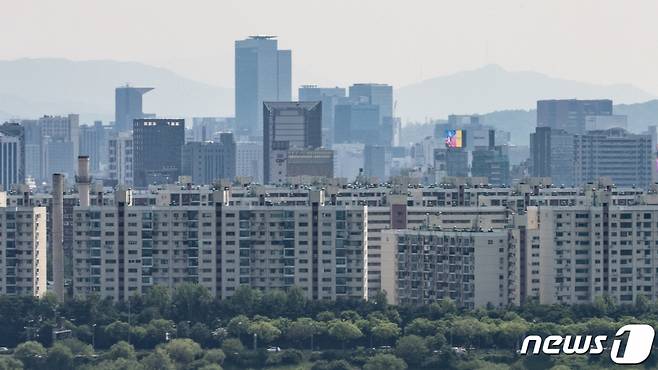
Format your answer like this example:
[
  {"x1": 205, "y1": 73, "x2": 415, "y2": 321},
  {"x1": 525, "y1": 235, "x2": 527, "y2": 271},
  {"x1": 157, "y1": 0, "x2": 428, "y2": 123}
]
[{"x1": 0, "y1": 285, "x2": 657, "y2": 369}]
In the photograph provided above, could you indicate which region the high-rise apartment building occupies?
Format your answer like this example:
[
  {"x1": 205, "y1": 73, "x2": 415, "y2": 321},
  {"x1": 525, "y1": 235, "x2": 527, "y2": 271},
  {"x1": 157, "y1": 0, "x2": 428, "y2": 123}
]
[
  {"x1": 235, "y1": 36, "x2": 291, "y2": 136},
  {"x1": 181, "y1": 133, "x2": 236, "y2": 185},
  {"x1": 72, "y1": 189, "x2": 367, "y2": 301},
  {"x1": 537, "y1": 99, "x2": 613, "y2": 134},
  {"x1": 115, "y1": 86, "x2": 153, "y2": 132},
  {"x1": 381, "y1": 228, "x2": 517, "y2": 308},
  {"x1": 0, "y1": 194, "x2": 47, "y2": 297},
  {"x1": 133, "y1": 119, "x2": 185, "y2": 187},
  {"x1": 263, "y1": 102, "x2": 322, "y2": 184},
  {"x1": 522, "y1": 191, "x2": 658, "y2": 305}
]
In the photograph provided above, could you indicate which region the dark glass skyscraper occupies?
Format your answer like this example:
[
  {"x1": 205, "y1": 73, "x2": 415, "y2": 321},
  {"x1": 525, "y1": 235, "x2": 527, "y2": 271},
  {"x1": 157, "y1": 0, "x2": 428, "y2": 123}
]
[
  {"x1": 0, "y1": 122, "x2": 25, "y2": 185},
  {"x1": 133, "y1": 118, "x2": 185, "y2": 187},
  {"x1": 115, "y1": 86, "x2": 153, "y2": 132},
  {"x1": 235, "y1": 36, "x2": 291, "y2": 137},
  {"x1": 530, "y1": 126, "x2": 575, "y2": 185}
]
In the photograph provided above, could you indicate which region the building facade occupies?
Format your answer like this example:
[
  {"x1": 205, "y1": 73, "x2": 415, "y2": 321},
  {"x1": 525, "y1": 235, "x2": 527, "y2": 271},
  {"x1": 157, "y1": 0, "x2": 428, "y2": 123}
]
[
  {"x1": 298, "y1": 85, "x2": 346, "y2": 147},
  {"x1": 108, "y1": 132, "x2": 134, "y2": 186},
  {"x1": 39, "y1": 114, "x2": 80, "y2": 181},
  {"x1": 115, "y1": 86, "x2": 153, "y2": 132},
  {"x1": 181, "y1": 133, "x2": 236, "y2": 185},
  {"x1": 235, "y1": 36, "x2": 291, "y2": 136},
  {"x1": 381, "y1": 229, "x2": 517, "y2": 308},
  {"x1": 72, "y1": 189, "x2": 367, "y2": 301},
  {"x1": 537, "y1": 99, "x2": 613, "y2": 135},
  {"x1": 0, "y1": 197, "x2": 47, "y2": 297},
  {"x1": 0, "y1": 134, "x2": 22, "y2": 191},
  {"x1": 471, "y1": 145, "x2": 511, "y2": 186},
  {"x1": 263, "y1": 101, "x2": 322, "y2": 184},
  {"x1": 133, "y1": 119, "x2": 185, "y2": 187},
  {"x1": 236, "y1": 141, "x2": 263, "y2": 183}
]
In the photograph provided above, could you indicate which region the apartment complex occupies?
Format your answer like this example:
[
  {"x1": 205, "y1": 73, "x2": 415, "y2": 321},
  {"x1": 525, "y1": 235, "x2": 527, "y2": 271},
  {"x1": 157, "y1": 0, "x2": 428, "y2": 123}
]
[
  {"x1": 7, "y1": 173, "x2": 658, "y2": 307},
  {"x1": 72, "y1": 188, "x2": 367, "y2": 301},
  {"x1": 524, "y1": 191, "x2": 658, "y2": 305},
  {"x1": 381, "y1": 228, "x2": 517, "y2": 309},
  {"x1": 0, "y1": 193, "x2": 47, "y2": 297}
]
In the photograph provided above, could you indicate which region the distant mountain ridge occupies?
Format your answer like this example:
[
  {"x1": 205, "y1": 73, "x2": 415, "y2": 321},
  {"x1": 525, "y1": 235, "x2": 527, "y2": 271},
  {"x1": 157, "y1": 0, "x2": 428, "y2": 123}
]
[
  {"x1": 396, "y1": 64, "x2": 655, "y2": 122},
  {"x1": 0, "y1": 58, "x2": 233, "y2": 122}
]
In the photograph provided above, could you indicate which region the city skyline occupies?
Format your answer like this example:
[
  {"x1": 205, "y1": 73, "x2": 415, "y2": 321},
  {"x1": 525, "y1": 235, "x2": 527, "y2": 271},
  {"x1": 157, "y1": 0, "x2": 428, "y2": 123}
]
[{"x1": 2, "y1": 0, "x2": 658, "y2": 97}]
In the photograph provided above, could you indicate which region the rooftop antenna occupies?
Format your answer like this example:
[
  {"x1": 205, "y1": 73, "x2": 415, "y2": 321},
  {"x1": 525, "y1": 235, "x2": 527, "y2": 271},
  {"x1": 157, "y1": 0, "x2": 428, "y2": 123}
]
[{"x1": 249, "y1": 35, "x2": 277, "y2": 40}]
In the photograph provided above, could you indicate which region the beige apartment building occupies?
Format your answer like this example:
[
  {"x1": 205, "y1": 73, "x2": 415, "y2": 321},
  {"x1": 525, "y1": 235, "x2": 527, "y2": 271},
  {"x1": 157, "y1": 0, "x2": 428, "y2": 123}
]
[
  {"x1": 0, "y1": 192, "x2": 47, "y2": 297},
  {"x1": 73, "y1": 188, "x2": 367, "y2": 301},
  {"x1": 381, "y1": 228, "x2": 518, "y2": 308}
]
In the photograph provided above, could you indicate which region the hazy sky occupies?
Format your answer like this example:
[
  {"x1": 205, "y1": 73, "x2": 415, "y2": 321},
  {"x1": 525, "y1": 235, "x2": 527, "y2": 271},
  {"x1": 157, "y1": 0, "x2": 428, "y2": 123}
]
[{"x1": 2, "y1": 0, "x2": 658, "y2": 93}]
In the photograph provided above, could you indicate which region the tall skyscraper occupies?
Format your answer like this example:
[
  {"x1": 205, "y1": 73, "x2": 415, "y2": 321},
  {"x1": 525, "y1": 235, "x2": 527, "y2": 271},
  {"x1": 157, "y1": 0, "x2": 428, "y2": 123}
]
[
  {"x1": 0, "y1": 134, "x2": 21, "y2": 191},
  {"x1": 263, "y1": 101, "x2": 322, "y2": 183},
  {"x1": 530, "y1": 127, "x2": 575, "y2": 185},
  {"x1": 39, "y1": 114, "x2": 80, "y2": 180},
  {"x1": 236, "y1": 141, "x2": 263, "y2": 183},
  {"x1": 20, "y1": 120, "x2": 42, "y2": 181},
  {"x1": 235, "y1": 36, "x2": 291, "y2": 137},
  {"x1": 299, "y1": 85, "x2": 346, "y2": 147},
  {"x1": 348, "y1": 83, "x2": 393, "y2": 124},
  {"x1": 79, "y1": 121, "x2": 108, "y2": 173},
  {"x1": 133, "y1": 118, "x2": 185, "y2": 187},
  {"x1": 537, "y1": 99, "x2": 613, "y2": 134},
  {"x1": 334, "y1": 102, "x2": 380, "y2": 145},
  {"x1": 363, "y1": 145, "x2": 390, "y2": 181},
  {"x1": 0, "y1": 122, "x2": 25, "y2": 186},
  {"x1": 115, "y1": 86, "x2": 153, "y2": 132},
  {"x1": 108, "y1": 131, "x2": 134, "y2": 186},
  {"x1": 181, "y1": 133, "x2": 237, "y2": 184}
]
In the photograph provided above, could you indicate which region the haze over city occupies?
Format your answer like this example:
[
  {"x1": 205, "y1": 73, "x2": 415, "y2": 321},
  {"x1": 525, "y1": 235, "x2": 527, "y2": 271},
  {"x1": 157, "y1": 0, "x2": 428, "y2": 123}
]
[
  {"x1": 3, "y1": 0, "x2": 658, "y2": 93},
  {"x1": 3, "y1": 2, "x2": 658, "y2": 369}
]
